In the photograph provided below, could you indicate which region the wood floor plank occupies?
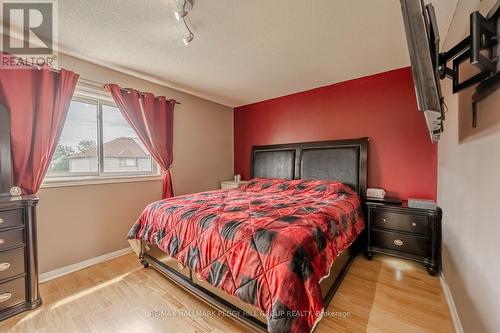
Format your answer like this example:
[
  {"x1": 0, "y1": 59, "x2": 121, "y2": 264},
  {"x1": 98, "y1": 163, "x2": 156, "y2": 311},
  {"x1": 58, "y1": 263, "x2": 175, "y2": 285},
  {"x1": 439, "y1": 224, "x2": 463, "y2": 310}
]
[{"x1": 0, "y1": 253, "x2": 454, "y2": 333}]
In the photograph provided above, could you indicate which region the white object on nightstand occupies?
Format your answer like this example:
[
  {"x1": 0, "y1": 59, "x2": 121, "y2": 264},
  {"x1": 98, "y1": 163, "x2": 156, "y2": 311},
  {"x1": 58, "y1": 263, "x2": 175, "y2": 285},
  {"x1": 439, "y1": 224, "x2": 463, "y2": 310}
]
[
  {"x1": 367, "y1": 188, "x2": 386, "y2": 199},
  {"x1": 221, "y1": 180, "x2": 248, "y2": 190},
  {"x1": 408, "y1": 198, "x2": 437, "y2": 210}
]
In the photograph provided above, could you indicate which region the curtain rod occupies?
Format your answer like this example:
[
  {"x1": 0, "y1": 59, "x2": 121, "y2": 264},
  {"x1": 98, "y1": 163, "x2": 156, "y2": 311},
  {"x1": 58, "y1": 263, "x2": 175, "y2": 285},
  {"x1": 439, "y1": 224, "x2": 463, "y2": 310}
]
[
  {"x1": 78, "y1": 78, "x2": 181, "y2": 105},
  {"x1": 4, "y1": 56, "x2": 181, "y2": 105}
]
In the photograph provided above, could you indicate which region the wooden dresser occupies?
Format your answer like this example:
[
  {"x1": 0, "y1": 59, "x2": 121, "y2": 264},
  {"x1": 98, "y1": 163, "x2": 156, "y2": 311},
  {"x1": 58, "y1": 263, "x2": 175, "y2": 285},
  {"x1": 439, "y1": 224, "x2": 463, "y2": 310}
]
[
  {"x1": 0, "y1": 104, "x2": 42, "y2": 320},
  {"x1": 0, "y1": 197, "x2": 42, "y2": 320},
  {"x1": 365, "y1": 200, "x2": 442, "y2": 275}
]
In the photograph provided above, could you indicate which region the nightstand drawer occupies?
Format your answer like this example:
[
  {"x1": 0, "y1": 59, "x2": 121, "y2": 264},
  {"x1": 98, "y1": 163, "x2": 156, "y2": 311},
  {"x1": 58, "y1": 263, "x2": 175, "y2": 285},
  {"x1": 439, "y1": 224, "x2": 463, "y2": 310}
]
[
  {"x1": 0, "y1": 276, "x2": 26, "y2": 311},
  {"x1": 0, "y1": 248, "x2": 25, "y2": 281},
  {"x1": 0, "y1": 209, "x2": 23, "y2": 230},
  {"x1": 372, "y1": 210, "x2": 428, "y2": 235},
  {"x1": 372, "y1": 229, "x2": 430, "y2": 257},
  {"x1": 0, "y1": 229, "x2": 24, "y2": 251}
]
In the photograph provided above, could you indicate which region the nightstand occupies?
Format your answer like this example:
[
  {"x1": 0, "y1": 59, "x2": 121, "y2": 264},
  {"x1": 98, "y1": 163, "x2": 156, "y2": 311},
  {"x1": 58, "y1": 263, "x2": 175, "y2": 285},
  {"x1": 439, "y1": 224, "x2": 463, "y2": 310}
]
[
  {"x1": 365, "y1": 200, "x2": 442, "y2": 276},
  {"x1": 220, "y1": 180, "x2": 248, "y2": 190}
]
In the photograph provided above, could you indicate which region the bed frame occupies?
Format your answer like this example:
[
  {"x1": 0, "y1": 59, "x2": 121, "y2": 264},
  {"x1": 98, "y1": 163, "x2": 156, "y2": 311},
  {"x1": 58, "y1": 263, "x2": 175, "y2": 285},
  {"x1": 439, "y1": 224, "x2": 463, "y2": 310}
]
[{"x1": 137, "y1": 138, "x2": 369, "y2": 332}]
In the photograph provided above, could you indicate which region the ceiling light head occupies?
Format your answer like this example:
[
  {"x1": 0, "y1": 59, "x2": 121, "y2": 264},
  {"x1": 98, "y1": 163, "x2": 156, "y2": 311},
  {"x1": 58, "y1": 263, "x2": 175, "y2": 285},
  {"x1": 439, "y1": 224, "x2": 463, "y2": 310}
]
[
  {"x1": 182, "y1": 33, "x2": 194, "y2": 46},
  {"x1": 174, "y1": 10, "x2": 187, "y2": 21},
  {"x1": 175, "y1": 0, "x2": 193, "y2": 12}
]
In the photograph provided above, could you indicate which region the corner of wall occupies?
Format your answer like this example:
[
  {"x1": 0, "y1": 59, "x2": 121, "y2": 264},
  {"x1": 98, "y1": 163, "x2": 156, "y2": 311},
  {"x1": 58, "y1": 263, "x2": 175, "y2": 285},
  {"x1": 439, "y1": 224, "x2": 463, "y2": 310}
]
[{"x1": 438, "y1": 1, "x2": 500, "y2": 332}]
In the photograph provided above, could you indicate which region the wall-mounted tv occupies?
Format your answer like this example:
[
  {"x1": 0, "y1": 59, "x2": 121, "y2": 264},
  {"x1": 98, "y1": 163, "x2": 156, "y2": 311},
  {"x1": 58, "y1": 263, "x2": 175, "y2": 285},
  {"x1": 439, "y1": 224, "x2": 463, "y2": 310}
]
[{"x1": 400, "y1": 0, "x2": 444, "y2": 143}]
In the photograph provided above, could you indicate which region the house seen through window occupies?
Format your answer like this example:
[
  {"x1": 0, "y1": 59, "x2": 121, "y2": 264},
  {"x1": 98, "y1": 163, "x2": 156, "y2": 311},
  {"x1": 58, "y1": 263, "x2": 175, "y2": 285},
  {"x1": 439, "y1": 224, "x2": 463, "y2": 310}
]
[{"x1": 46, "y1": 98, "x2": 157, "y2": 180}]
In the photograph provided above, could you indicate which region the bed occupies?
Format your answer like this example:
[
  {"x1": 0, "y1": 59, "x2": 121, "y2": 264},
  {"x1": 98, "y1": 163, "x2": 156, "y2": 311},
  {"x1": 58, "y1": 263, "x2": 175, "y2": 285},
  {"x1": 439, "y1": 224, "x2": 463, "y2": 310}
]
[{"x1": 128, "y1": 138, "x2": 368, "y2": 333}]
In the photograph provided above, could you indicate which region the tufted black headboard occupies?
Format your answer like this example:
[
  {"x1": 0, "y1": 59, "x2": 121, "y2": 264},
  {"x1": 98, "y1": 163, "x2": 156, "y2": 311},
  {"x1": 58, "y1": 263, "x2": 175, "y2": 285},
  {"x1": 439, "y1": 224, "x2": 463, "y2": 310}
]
[{"x1": 251, "y1": 138, "x2": 368, "y2": 199}]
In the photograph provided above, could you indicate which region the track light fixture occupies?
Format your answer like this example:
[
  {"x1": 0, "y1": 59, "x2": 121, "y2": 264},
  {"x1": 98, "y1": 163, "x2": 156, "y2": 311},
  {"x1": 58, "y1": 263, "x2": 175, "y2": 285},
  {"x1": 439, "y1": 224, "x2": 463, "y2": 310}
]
[{"x1": 174, "y1": 0, "x2": 194, "y2": 46}]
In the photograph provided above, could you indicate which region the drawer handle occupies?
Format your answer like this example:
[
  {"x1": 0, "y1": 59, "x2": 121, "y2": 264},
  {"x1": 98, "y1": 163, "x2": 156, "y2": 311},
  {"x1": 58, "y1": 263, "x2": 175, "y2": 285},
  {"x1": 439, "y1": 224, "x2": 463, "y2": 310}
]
[
  {"x1": 0, "y1": 263, "x2": 10, "y2": 271},
  {"x1": 382, "y1": 218, "x2": 387, "y2": 222},
  {"x1": 411, "y1": 222, "x2": 417, "y2": 227},
  {"x1": 0, "y1": 292, "x2": 11, "y2": 302},
  {"x1": 0, "y1": 239, "x2": 4, "y2": 245},
  {"x1": 0, "y1": 218, "x2": 4, "y2": 224},
  {"x1": 394, "y1": 239, "x2": 404, "y2": 246}
]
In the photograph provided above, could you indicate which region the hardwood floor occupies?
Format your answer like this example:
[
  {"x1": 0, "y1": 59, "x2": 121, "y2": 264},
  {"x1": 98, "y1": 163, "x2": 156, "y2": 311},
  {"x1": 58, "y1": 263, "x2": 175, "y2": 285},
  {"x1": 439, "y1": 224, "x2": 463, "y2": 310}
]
[{"x1": 0, "y1": 253, "x2": 454, "y2": 333}]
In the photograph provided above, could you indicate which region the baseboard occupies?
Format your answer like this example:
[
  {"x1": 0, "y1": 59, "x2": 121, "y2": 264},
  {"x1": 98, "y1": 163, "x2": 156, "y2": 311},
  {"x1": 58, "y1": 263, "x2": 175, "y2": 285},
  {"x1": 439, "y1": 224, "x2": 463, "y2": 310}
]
[
  {"x1": 39, "y1": 247, "x2": 132, "y2": 283},
  {"x1": 440, "y1": 271, "x2": 464, "y2": 333}
]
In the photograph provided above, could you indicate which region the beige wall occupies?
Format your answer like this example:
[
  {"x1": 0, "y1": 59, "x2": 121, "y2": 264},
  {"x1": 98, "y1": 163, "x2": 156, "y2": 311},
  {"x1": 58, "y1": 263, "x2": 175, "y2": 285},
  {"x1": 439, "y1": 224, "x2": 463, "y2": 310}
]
[
  {"x1": 438, "y1": 1, "x2": 500, "y2": 332},
  {"x1": 37, "y1": 180, "x2": 162, "y2": 273},
  {"x1": 37, "y1": 54, "x2": 233, "y2": 274}
]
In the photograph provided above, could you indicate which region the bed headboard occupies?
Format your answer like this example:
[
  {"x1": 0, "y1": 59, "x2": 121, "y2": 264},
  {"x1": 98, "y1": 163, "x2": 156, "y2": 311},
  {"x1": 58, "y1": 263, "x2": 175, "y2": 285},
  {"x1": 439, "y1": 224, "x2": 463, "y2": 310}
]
[{"x1": 251, "y1": 138, "x2": 368, "y2": 199}]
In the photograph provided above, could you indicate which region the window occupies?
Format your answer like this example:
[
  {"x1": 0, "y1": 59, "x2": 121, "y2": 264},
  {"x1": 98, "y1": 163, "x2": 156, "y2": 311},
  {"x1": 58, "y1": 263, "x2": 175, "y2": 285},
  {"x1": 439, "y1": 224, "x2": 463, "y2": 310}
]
[
  {"x1": 47, "y1": 100, "x2": 99, "y2": 177},
  {"x1": 119, "y1": 158, "x2": 139, "y2": 168},
  {"x1": 101, "y1": 104, "x2": 152, "y2": 174},
  {"x1": 45, "y1": 95, "x2": 158, "y2": 183}
]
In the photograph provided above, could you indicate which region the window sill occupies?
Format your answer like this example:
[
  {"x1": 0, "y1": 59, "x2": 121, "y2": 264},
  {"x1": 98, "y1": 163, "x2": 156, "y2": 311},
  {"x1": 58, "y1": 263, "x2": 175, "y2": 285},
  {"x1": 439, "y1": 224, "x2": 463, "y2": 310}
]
[{"x1": 41, "y1": 175, "x2": 163, "y2": 189}]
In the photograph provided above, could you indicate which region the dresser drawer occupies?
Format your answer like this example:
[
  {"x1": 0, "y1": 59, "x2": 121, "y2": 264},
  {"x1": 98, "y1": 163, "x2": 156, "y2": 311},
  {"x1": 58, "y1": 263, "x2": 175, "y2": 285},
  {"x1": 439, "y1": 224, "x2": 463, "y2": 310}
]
[
  {"x1": 372, "y1": 210, "x2": 429, "y2": 235},
  {"x1": 0, "y1": 209, "x2": 23, "y2": 230},
  {"x1": 372, "y1": 229, "x2": 430, "y2": 257},
  {"x1": 0, "y1": 248, "x2": 25, "y2": 281},
  {"x1": 0, "y1": 229, "x2": 24, "y2": 251},
  {"x1": 0, "y1": 276, "x2": 26, "y2": 311}
]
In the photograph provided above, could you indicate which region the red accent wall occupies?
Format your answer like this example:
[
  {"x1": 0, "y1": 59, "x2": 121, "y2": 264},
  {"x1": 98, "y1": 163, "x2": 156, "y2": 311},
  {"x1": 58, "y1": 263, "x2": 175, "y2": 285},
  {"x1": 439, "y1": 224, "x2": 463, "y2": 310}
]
[{"x1": 234, "y1": 67, "x2": 437, "y2": 200}]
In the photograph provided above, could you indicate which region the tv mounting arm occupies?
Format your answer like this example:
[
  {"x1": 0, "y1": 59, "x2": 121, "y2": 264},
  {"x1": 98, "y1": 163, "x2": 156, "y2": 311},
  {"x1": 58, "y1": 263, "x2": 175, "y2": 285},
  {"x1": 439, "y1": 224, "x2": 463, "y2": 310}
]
[{"x1": 438, "y1": 3, "x2": 499, "y2": 128}]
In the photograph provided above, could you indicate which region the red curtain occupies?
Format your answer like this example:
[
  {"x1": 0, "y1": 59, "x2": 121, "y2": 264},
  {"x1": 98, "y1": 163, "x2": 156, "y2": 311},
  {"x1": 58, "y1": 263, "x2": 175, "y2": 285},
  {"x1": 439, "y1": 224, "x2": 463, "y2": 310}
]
[
  {"x1": 0, "y1": 53, "x2": 79, "y2": 194},
  {"x1": 105, "y1": 84, "x2": 175, "y2": 198}
]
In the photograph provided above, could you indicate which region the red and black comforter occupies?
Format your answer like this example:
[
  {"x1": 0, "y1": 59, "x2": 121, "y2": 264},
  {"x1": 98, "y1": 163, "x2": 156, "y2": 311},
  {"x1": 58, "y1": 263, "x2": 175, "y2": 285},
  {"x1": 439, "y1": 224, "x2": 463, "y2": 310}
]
[{"x1": 128, "y1": 178, "x2": 364, "y2": 333}]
